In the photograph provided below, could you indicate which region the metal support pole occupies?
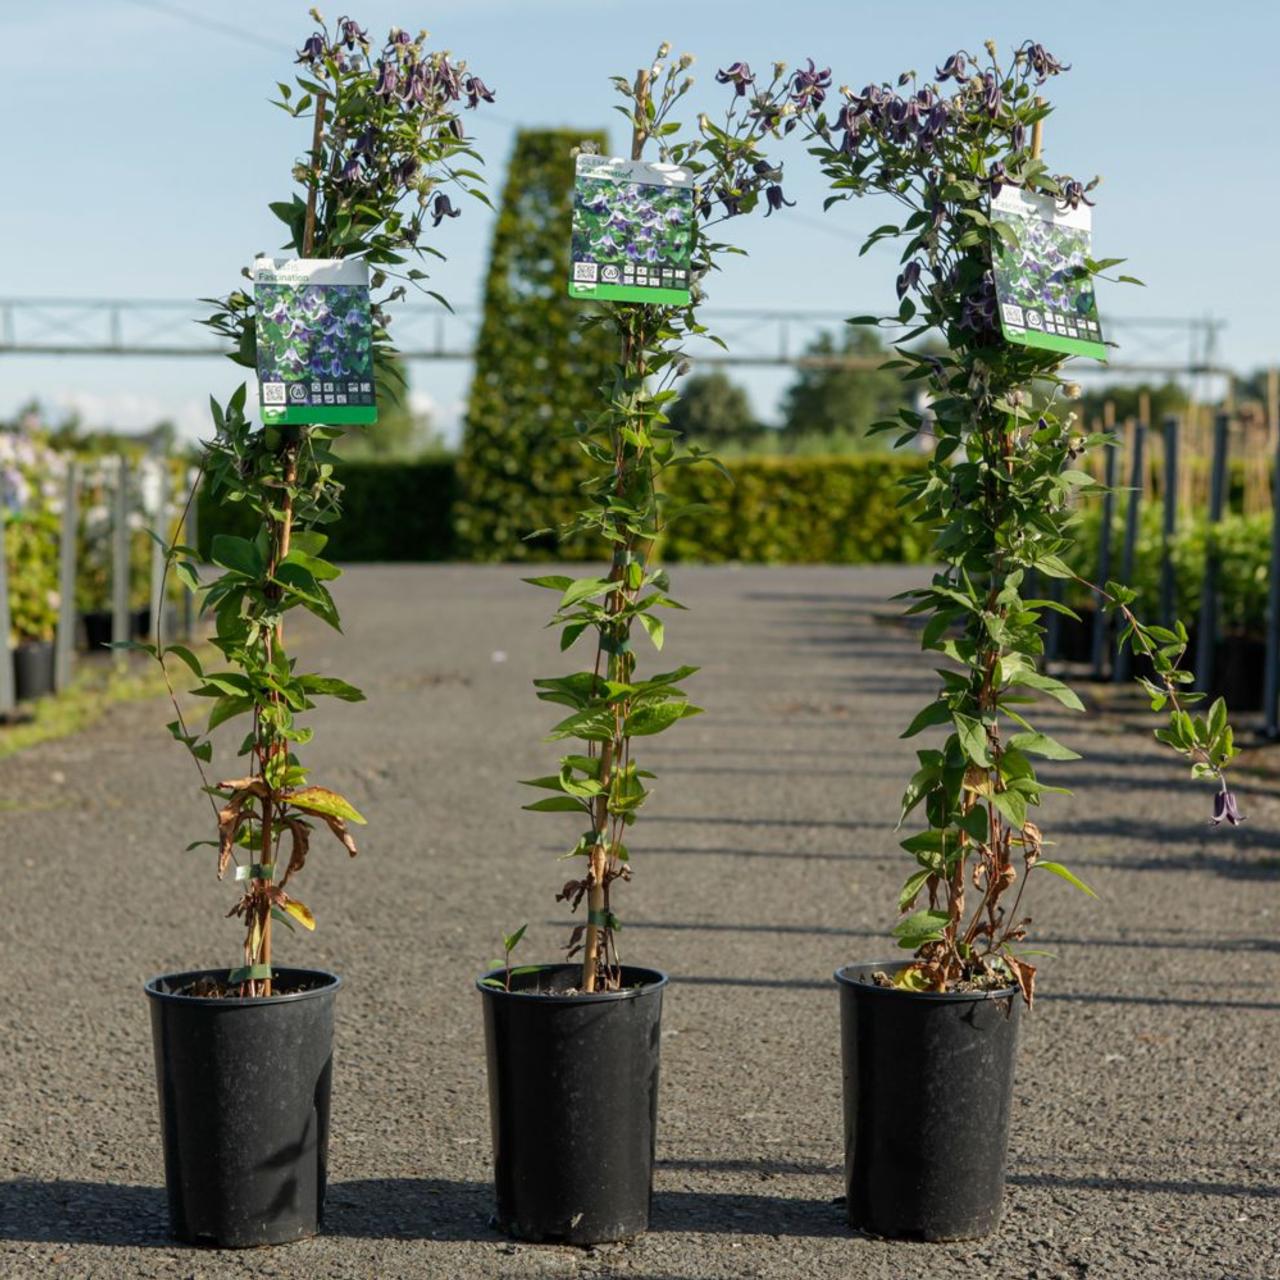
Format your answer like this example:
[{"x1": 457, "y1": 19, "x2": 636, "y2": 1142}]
[
  {"x1": 0, "y1": 514, "x2": 13, "y2": 716},
  {"x1": 55, "y1": 462, "x2": 79, "y2": 691},
  {"x1": 1159, "y1": 415, "x2": 1179, "y2": 628},
  {"x1": 1194, "y1": 413, "x2": 1229, "y2": 693},
  {"x1": 149, "y1": 459, "x2": 169, "y2": 644},
  {"x1": 111, "y1": 456, "x2": 131, "y2": 670},
  {"x1": 1114, "y1": 421, "x2": 1147, "y2": 684},
  {"x1": 1265, "y1": 405, "x2": 1280, "y2": 736},
  {"x1": 1091, "y1": 443, "x2": 1118, "y2": 678},
  {"x1": 181, "y1": 467, "x2": 199, "y2": 642}
]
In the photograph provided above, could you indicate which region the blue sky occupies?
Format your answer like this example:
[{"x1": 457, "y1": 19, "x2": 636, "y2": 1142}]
[{"x1": 2, "y1": 0, "x2": 1276, "y2": 442}]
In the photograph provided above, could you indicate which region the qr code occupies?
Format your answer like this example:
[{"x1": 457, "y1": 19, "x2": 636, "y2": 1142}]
[
  {"x1": 573, "y1": 261, "x2": 598, "y2": 283},
  {"x1": 262, "y1": 382, "x2": 287, "y2": 405}
]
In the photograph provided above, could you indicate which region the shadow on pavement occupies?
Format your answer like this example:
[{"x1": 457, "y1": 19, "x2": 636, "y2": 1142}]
[
  {"x1": 651, "y1": 1189, "x2": 847, "y2": 1238},
  {"x1": 323, "y1": 1177, "x2": 498, "y2": 1241},
  {"x1": 0, "y1": 1177, "x2": 502, "y2": 1247},
  {"x1": 0, "y1": 1180, "x2": 168, "y2": 1247}
]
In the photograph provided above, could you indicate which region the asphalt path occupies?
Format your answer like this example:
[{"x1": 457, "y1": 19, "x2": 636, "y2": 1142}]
[{"x1": 1, "y1": 564, "x2": 1276, "y2": 1279}]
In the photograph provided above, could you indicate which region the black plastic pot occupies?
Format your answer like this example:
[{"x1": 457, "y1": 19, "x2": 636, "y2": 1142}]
[
  {"x1": 13, "y1": 641, "x2": 55, "y2": 701},
  {"x1": 477, "y1": 964, "x2": 667, "y2": 1244},
  {"x1": 144, "y1": 967, "x2": 340, "y2": 1248},
  {"x1": 81, "y1": 611, "x2": 112, "y2": 652},
  {"x1": 835, "y1": 961, "x2": 1021, "y2": 1242}
]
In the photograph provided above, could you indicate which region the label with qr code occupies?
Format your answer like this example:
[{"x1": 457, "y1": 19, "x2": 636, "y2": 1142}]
[
  {"x1": 568, "y1": 154, "x2": 694, "y2": 305},
  {"x1": 990, "y1": 187, "x2": 1106, "y2": 362},
  {"x1": 252, "y1": 256, "x2": 379, "y2": 425}
]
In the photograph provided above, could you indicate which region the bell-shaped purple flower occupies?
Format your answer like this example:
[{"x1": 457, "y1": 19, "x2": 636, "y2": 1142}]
[
  {"x1": 715, "y1": 61, "x2": 754, "y2": 96},
  {"x1": 430, "y1": 193, "x2": 461, "y2": 227},
  {"x1": 340, "y1": 157, "x2": 363, "y2": 184},
  {"x1": 763, "y1": 184, "x2": 795, "y2": 217},
  {"x1": 1020, "y1": 41, "x2": 1070, "y2": 84},
  {"x1": 791, "y1": 58, "x2": 831, "y2": 109},
  {"x1": 463, "y1": 75, "x2": 495, "y2": 109},
  {"x1": 896, "y1": 259, "x2": 923, "y2": 299},
  {"x1": 373, "y1": 59, "x2": 399, "y2": 99},
  {"x1": 1211, "y1": 790, "x2": 1243, "y2": 827},
  {"x1": 935, "y1": 52, "x2": 967, "y2": 82},
  {"x1": 337, "y1": 16, "x2": 368, "y2": 49},
  {"x1": 297, "y1": 33, "x2": 327, "y2": 65}
]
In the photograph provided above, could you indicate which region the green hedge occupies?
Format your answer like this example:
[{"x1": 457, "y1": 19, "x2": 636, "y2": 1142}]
[
  {"x1": 196, "y1": 453, "x2": 932, "y2": 565},
  {"x1": 197, "y1": 458, "x2": 456, "y2": 561},
  {"x1": 662, "y1": 454, "x2": 932, "y2": 564}
]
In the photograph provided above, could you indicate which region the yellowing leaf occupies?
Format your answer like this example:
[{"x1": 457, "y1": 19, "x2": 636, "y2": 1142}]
[{"x1": 287, "y1": 786, "x2": 366, "y2": 825}]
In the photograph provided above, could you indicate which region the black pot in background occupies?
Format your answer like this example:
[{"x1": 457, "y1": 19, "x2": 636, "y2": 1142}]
[
  {"x1": 13, "y1": 640, "x2": 55, "y2": 701},
  {"x1": 81, "y1": 611, "x2": 112, "y2": 652},
  {"x1": 1211, "y1": 634, "x2": 1264, "y2": 712},
  {"x1": 477, "y1": 964, "x2": 667, "y2": 1245},
  {"x1": 144, "y1": 967, "x2": 340, "y2": 1248},
  {"x1": 835, "y1": 962, "x2": 1021, "y2": 1242},
  {"x1": 132, "y1": 606, "x2": 151, "y2": 640}
]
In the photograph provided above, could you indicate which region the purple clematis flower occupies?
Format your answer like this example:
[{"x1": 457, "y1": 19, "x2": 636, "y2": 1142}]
[
  {"x1": 297, "y1": 33, "x2": 327, "y2": 65},
  {"x1": 463, "y1": 75, "x2": 495, "y2": 109},
  {"x1": 337, "y1": 16, "x2": 368, "y2": 48},
  {"x1": 340, "y1": 157, "x2": 363, "y2": 184},
  {"x1": 791, "y1": 58, "x2": 831, "y2": 108},
  {"x1": 896, "y1": 259, "x2": 923, "y2": 299},
  {"x1": 1211, "y1": 790, "x2": 1243, "y2": 827},
  {"x1": 373, "y1": 60, "x2": 399, "y2": 99},
  {"x1": 1020, "y1": 41, "x2": 1070, "y2": 84},
  {"x1": 763, "y1": 184, "x2": 795, "y2": 217},
  {"x1": 430, "y1": 193, "x2": 461, "y2": 227},
  {"x1": 935, "y1": 52, "x2": 967, "y2": 82},
  {"x1": 715, "y1": 61, "x2": 754, "y2": 96}
]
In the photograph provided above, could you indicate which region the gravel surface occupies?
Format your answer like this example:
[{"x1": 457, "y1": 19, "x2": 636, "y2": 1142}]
[{"x1": 1, "y1": 564, "x2": 1276, "y2": 1280}]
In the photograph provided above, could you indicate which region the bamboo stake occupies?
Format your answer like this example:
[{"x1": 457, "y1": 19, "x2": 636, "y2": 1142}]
[{"x1": 581, "y1": 69, "x2": 652, "y2": 994}]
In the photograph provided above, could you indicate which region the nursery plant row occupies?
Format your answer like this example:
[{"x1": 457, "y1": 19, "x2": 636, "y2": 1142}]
[{"x1": 53, "y1": 15, "x2": 1245, "y2": 1257}]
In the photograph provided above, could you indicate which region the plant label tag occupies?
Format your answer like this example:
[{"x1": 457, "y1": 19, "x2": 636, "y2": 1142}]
[
  {"x1": 253, "y1": 256, "x2": 378, "y2": 425},
  {"x1": 990, "y1": 188, "x2": 1107, "y2": 363},
  {"x1": 568, "y1": 154, "x2": 694, "y2": 306}
]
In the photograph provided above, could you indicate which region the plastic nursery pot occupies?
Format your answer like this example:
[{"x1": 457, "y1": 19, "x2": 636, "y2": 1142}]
[
  {"x1": 12, "y1": 640, "x2": 55, "y2": 701},
  {"x1": 144, "y1": 967, "x2": 340, "y2": 1248},
  {"x1": 835, "y1": 961, "x2": 1021, "y2": 1242},
  {"x1": 477, "y1": 964, "x2": 668, "y2": 1245},
  {"x1": 80, "y1": 611, "x2": 112, "y2": 652}
]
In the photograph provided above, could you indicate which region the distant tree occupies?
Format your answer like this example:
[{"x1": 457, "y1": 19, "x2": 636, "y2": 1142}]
[
  {"x1": 455, "y1": 128, "x2": 614, "y2": 560},
  {"x1": 666, "y1": 370, "x2": 759, "y2": 443},
  {"x1": 780, "y1": 327, "x2": 908, "y2": 446},
  {"x1": 337, "y1": 356, "x2": 441, "y2": 459}
]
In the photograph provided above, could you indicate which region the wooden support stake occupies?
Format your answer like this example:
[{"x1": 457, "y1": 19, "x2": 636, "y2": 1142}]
[
  {"x1": 1159, "y1": 415, "x2": 1179, "y2": 628},
  {"x1": 55, "y1": 462, "x2": 79, "y2": 691},
  {"x1": 0, "y1": 510, "x2": 13, "y2": 717},
  {"x1": 111, "y1": 457, "x2": 130, "y2": 671},
  {"x1": 1195, "y1": 413, "x2": 1230, "y2": 693},
  {"x1": 1114, "y1": 420, "x2": 1146, "y2": 684}
]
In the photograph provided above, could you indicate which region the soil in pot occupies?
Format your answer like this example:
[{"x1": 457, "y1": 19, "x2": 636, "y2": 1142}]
[
  {"x1": 477, "y1": 964, "x2": 667, "y2": 1245},
  {"x1": 13, "y1": 641, "x2": 55, "y2": 701},
  {"x1": 836, "y1": 961, "x2": 1021, "y2": 1242},
  {"x1": 144, "y1": 966, "x2": 340, "y2": 1248}
]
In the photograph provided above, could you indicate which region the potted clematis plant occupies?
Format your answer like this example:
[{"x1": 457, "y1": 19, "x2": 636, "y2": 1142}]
[
  {"x1": 797, "y1": 42, "x2": 1241, "y2": 1241},
  {"x1": 475, "y1": 48, "x2": 807, "y2": 1246},
  {"x1": 139, "y1": 12, "x2": 492, "y2": 1247}
]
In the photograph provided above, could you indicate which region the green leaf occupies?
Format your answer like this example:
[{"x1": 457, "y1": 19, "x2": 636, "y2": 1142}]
[
  {"x1": 210, "y1": 534, "x2": 263, "y2": 578},
  {"x1": 287, "y1": 786, "x2": 366, "y2": 825},
  {"x1": 898, "y1": 869, "x2": 931, "y2": 913},
  {"x1": 503, "y1": 923, "x2": 528, "y2": 953},
  {"x1": 892, "y1": 908, "x2": 950, "y2": 949},
  {"x1": 164, "y1": 644, "x2": 204, "y2": 678},
  {"x1": 1008, "y1": 731, "x2": 1081, "y2": 761},
  {"x1": 522, "y1": 796, "x2": 588, "y2": 813},
  {"x1": 953, "y1": 713, "x2": 992, "y2": 767},
  {"x1": 627, "y1": 701, "x2": 701, "y2": 736},
  {"x1": 299, "y1": 675, "x2": 366, "y2": 702},
  {"x1": 637, "y1": 612, "x2": 664, "y2": 650},
  {"x1": 227, "y1": 964, "x2": 273, "y2": 984},
  {"x1": 1036, "y1": 860, "x2": 1097, "y2": 898},
  {"x1": 559, "y1": 577, "x2": 613, "y2": 609},
  {"x1": 901, "y1": 699, "x2": 952, "y2": 738}
]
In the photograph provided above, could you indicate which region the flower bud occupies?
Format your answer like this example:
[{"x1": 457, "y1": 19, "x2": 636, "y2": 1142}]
[
  {"x1": 657, "y1": 41, "x2": 671, "y2": 59},
  {"x1": 1064, "y1": 382, "x2": 1082, "y2": 399}
]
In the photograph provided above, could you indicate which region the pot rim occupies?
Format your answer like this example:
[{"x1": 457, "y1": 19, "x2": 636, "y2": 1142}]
[
  {"x1": 144, "y1": 965, "x2": 341, "y2": 1007},
  {"x1": 475, "y1": 962, "x2": 668, "y2": 1004},
  {"x1": 834, "y1": 960, "x2": 1017, "y2": 1002}
]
